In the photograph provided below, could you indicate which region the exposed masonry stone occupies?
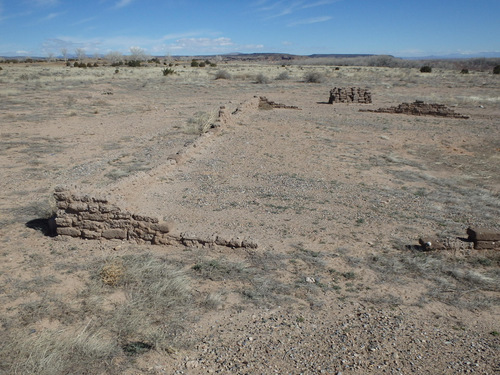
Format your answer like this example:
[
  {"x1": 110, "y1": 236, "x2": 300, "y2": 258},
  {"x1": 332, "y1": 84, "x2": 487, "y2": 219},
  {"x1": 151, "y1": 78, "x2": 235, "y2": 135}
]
[
  {"x1": 258, "y1": 96, "x2": 301, "y2": 110},
  {"x1": 54, "y1": 186, "x2": 258, "y2": 249},
  {"x1": 418, "y1": 227, "x2": 499, "y2": 251},
  {"x1": 328, "y1": 87, "x2": 372, "y2": 104},
  {"x1": 418, "y1": 236, "x2": 474, "y2": 251},
  {"x1": 467, "y1": 227, "x2": 500, "y2": 250},
  {"x1": 361, "y1": 100, "x2": 469, "y2": 118}
]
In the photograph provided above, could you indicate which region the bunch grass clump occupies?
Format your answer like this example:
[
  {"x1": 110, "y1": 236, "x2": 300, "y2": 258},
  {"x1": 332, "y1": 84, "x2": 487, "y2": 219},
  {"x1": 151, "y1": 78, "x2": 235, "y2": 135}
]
[
  {"x1": 0, "y1": 253, "x2": 193, "y2": 375},
  {"x1": 303, "y1": 71, "x2": 325, "y2": 83},
  {"x1": 275, "y1": 71, "x2": 290, "y2": 80},
  {"x1": 185, "y1": 110, "x2": 217, "y2": 134},
  {"x1": 100, "y1": 261, "x2": 125, "y2": 286},
  {"x1": 255, "y1": 73, "x2": 270, "y2": 84},
  {"x1": 215, "y1": 69, "x2": 231, "y2": 80}
]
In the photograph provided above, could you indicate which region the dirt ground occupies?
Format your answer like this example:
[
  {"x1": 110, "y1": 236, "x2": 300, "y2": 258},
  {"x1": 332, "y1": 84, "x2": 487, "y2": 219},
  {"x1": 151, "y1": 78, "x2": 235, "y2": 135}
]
[{"x1": 0, "y1": 60, "x2": 499, "y2": 374}]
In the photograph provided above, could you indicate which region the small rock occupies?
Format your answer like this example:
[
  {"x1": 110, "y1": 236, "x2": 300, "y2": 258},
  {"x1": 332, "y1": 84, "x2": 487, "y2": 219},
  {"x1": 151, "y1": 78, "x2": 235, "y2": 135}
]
[
  {"x1": 185, "y1": 360, "x2": 199, "y2": 369},
  {"x1": 305, "y1": 277, "x2": 316, "y2": 283}
]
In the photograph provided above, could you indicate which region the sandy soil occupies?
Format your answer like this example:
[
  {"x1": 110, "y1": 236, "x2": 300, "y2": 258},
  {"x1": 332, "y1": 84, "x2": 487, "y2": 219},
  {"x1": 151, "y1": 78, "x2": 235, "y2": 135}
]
[{"x1": 0, "y1": 61, "x2": 499, "y2": 374}]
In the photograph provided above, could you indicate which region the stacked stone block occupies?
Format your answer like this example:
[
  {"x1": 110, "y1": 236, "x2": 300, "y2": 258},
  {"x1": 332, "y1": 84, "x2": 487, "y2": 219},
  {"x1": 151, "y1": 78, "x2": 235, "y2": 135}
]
[
  {"x1": 54, "y1": 187, "x2": 175, "y2": 244},
  {"x1": 467, "y1": 227, "x2": 500, "y2": 250},
  {"x1": 53, "y1": 186, "x2": 258, "y2": 249},
  {"x1": 361, "y1": 100, "x2": 469, "y2": 118},
  {"x1": 258, "y1": 96, "x2": 301, "y2": 110},
  {"x1": 328, "y1": 87, "x2": 372, "y2": 104},
  {"x1": 418, "y1": 227, "x2": 499, "y2": 251}
]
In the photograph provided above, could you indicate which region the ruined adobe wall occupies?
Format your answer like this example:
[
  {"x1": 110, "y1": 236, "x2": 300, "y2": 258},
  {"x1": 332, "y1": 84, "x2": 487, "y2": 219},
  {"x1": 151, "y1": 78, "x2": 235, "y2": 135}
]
[
  {"x1": 328, "y1": 87, "x2": 372, "y2": 104},
  {"x1": 54, "y1": 186, "x2": 258, "y2": 249},
  {"x1": 54, "y1": 187, "x2": 175, "y2": 244},
  {"x1": 258, "y1": 96, "x2": 301, "y2": 110},
  {"x1": 361, "y1": 101, "x2": 469, "y2": 118}
]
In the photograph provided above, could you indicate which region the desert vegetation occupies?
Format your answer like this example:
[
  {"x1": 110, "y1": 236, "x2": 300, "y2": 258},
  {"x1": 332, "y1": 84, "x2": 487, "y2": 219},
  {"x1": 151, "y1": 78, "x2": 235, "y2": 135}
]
[{"x1": 0, "y1": 55, "x2": 499, "y2": 374}]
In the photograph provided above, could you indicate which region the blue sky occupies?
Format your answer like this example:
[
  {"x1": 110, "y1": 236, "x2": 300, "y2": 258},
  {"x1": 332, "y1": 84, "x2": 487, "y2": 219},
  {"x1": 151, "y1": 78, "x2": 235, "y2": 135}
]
[{"x1": 1, "y1": 0, "x2": 499, "y2": 57}]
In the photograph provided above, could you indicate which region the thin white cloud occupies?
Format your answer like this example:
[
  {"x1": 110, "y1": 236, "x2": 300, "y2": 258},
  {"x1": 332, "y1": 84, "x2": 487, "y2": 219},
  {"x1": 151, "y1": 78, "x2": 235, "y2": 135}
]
[
  {"x1": 265, "y1": 1, "x2": 302, "y2": 18},
  {"x1": 256, "y1": 0, "x2": 340, "y2": 20},
  {"x1": 160, "y1": 31, "x2": 204, "y2": 41},
  {"x1": 0, "y1": 8, "x2": 33, "y2": 23},
  {"x1": 166, "y1": 37, "x2": 264, "y2": 54},
  {"x1": 258, "y1": 1, "x2": 286, "y2": 12},
  {"x1": 244, "y1": 43, "x2": 264, "y2": 50},
  {"x1": 72, "y1": 16, "x2": 98, "y2": 26},
  {"x1": 41, "y1": 11, "x2": 64, "y2": 21},
  {"x1": 252, "y1": 0, "x2": 270, "y2": 6},
  {"x1": 31, "y1": 0, "x2": 59, "y2": 6},
  {"x1": 302, "y1": 0, "x2": 340, "y2": 9},
  {"x1": 169, "y1": 37, "x2": 234, "y2": 52},
  {"x1": 288, "y1": 16, "x2": 332, "y2": 27},
  {"x1": 43, "y1": 33, "x2": 262, "y2": 56},
  {"x1": 114, "y1": 0, "x2": 134, "y2": 9}
]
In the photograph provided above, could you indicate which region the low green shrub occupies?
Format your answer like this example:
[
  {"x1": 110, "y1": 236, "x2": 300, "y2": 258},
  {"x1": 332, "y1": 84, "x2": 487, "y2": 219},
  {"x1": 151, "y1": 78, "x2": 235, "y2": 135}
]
[{"x1": 420, "y1": 65, "x2": 432, "y2": 73}]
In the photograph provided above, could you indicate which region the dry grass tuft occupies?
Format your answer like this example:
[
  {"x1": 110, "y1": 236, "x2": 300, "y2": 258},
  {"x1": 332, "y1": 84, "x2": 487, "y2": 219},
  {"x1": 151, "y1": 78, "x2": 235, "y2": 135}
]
[
  {"x1": 367, "y1": 249, "x2": 500, "y2": 309},
  {"x1": 2, "y1": 323, "x2": 119, "y2": 375},
  {"x1": 100, "y1": 261, "x2": 125, "y2": 286},
  {"x1": 185, "y1": 110, "x2": 217, "y2": 134},
  {"x1": 303, "y1": 71, "x2": 325, "y2": 83},
  {"x1": 214, "y1": 69, "x2": 231, "y2": 80},
  {"x1": 0, "y1": 253, "x2": 193, "y2": 375}
]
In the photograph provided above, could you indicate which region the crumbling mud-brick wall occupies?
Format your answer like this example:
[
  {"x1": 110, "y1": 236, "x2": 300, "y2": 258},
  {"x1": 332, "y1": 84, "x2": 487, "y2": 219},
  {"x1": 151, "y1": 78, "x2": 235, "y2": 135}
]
[
  {"x1": 53, "y1": 186, "x2": 258, "y2": 249},
  {"x1": 467, "y1": 227, "x2": 500, "y2": 250},
  {"x1": 328, "y1": 87, "x2": 372, "y2": 104},
  {"x1": 54, "y1": 187, "x2": 175, "y2": 245},
  {"x1": 361, "y1": 100, "x2": 469, "y2": 119},
  {"x1": 258, "y1": 96, "x2": 301, "y2": 110}
]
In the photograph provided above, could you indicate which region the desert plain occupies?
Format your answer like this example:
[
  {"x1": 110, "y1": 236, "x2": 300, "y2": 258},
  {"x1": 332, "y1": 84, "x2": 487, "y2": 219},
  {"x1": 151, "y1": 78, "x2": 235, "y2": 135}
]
[{"x1": 0, "y1": 58, "x2": 499, "y2": 374}]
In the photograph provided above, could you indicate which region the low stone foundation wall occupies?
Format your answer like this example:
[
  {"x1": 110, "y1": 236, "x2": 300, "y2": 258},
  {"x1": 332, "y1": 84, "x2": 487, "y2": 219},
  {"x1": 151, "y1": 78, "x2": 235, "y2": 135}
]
[
  {"x1": 418, "y1": 227, "x2": 499, "y2": 251},
  {"x1": 328, "y1": 87, "x2": 372, "y2": 104},
  {"x1": 258, "y1": 96, "x2": 301, "y2": 110},
  {"x1": 467, "y1": 227, "x2": 500, "y2": 250},
  {"x1": 54, "y1": 186, "x2": 257, "y2": 249},
  {"x1": 361, "y1": 101, "x2": 469, "y2": 118}
]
